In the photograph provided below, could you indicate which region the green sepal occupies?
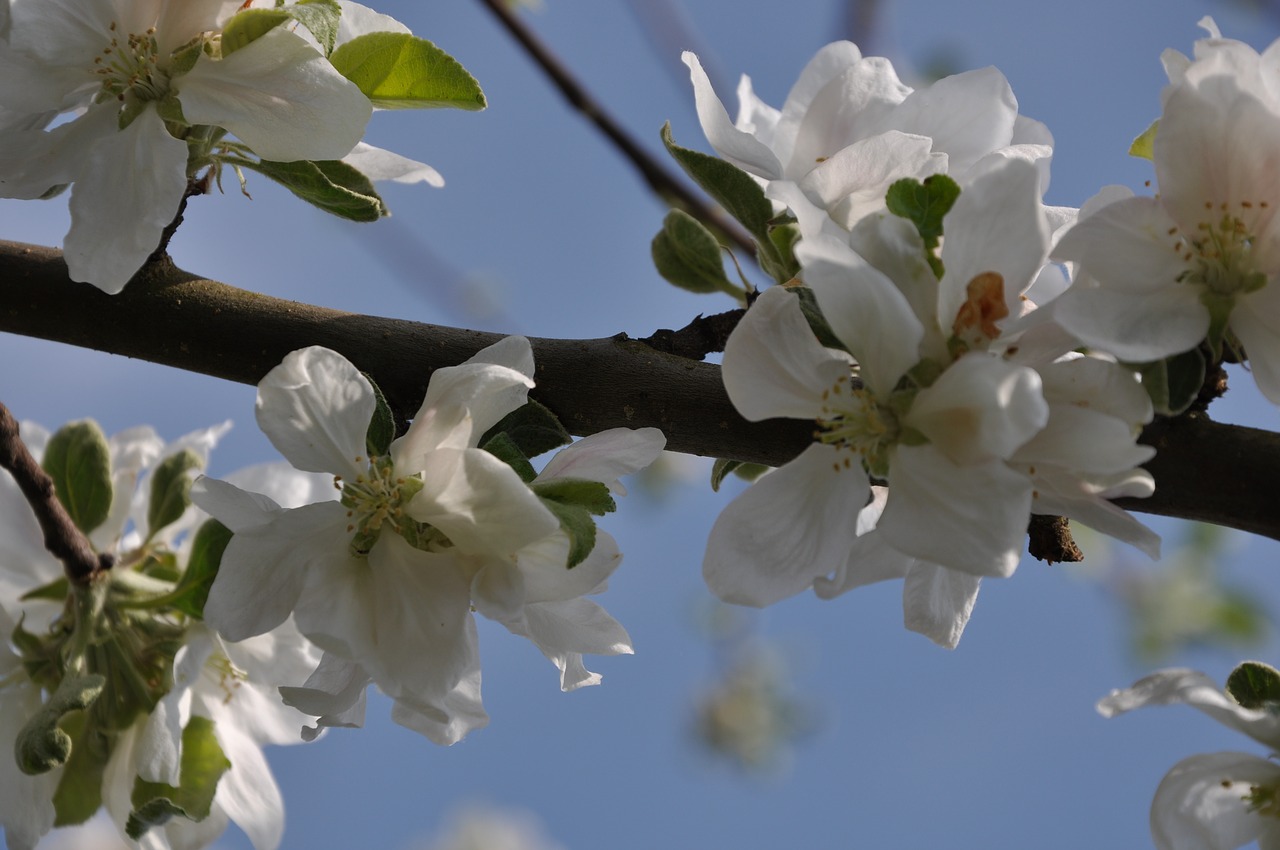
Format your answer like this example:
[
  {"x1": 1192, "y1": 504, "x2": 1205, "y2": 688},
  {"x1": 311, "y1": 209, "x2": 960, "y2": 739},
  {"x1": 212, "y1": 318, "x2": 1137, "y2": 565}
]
[
  {"x1": 43, "y1": 420, "x2": 114, "y2": 536},
  {"x1": 168, "y1": 38, "x2": 204, "y2": 77},
  {"x1": 766, "y1": 219, "x2": 802, "y2": 280},
  {"x1": 478, "y1": 399, "x2": 572, "y2": 461},
  {"x1": 1226, "y1": 661, "x2": 1280, "y2": 710},
  {"x1": 1129, "y1": 119, "x2": 1158, "y2": 161},
  {"x1": 168, "y1": 520, "x2": 233, "y2": 619},
  {"x1": 148, "y1": 449, "x2": 203, "y2": 540},
  {"x1": 222, "y1": 1, "x2": 341, "y2": 56},
  {"x1": 532, "y1": 478, "x2": 615, "y2": 516},
  {"x1": 539, "y1": 499, "x2": 596, "y2": 569},
  {"x1": 229, "y1": 157, "x2": 386, "y2": 221},
  {"x1": 710, "y1": 458, "x2": 768, "y2": 492},
  {"x1": 118, "y1": 97, "x2": 148, "y2": 131},
  {"x1": 885, "y1": 175, "x2": 961, "y2": 279},
  {"x1": 329, "y1": 33, "x2": 487, "y2": 110},
  {"x1": 481, "y1": 432, "x2": 537, "y2": 483},
  {"x1": 651, "y1": 209, "x2": 739, "y2": 295},
  {"x1": 15, "y1": 673, "x2": 106, "y2": 775},
  {"x1": 791, "y1": 285, "x2": 845, "y2": 352},
  {"x1": 660, "y1": 123, "x2": 795, "y2": 284},
  {"x1": 51, "y1": 713, "x2": 112, "y2": 826},
  {"x1": 1132, "y1": 348, "x2": 1205, "y2": 416},
  {"x1": 1201, "y1": 290, "x2": 1236, "y2": 362},
  {"x1": 20, "y1": 576, "x2": 69, "y2": 603},
  {"x1": 155, "y1": 94, "x2": 187, "y2": 126},
  {"x1": 126, "y1": 716, "x2": 231, "y2": 841},
  {"x1": 362, "y1": 372, "x2": 395, "y2": 457},
  {"x1": 532, "y1": 479, "x2": 615, "y2": 569}
]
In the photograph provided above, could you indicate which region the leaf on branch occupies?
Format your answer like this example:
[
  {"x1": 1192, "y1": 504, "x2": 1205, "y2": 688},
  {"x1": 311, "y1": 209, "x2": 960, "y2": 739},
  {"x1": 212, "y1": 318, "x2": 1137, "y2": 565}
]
[
  {"x1": 147, "y1": 449, "x2": 203, "y2": 540},
  {"x1": 1226, "y1": 661, "x2": 1280, "y2": 709},
  {"x1": 481, "y1": 431, "x2": 537, "y2": 483},
  {"x1": 168, "y1": 519, "x2": 233, "y2": 619},
  {"x1": 651, "y1": 209, "x2": 737, "y2": 295},
  {"x1": 42, "y1": 420, "x2": 113, "y2": 536},
  {"x1": 231, "y1": 158, "x2": 386, "y2": 222},
  {"x1": 1129, "y1": 119, "x2": 1158, "y2": 161},
  {"x1": 329, "y1": 33, "x2": 487, "y2": 110},
  {"x1": 710, "y1": 458, "x2": 768, "y2": 492},
  {"x1": 479, "y1": 399, "x2": 572, "y2": 461},
  {"x1": 532, "y1": 478, "x2": 615, "y2": 568},
  {"x1": 363, "y1": 372, "x2": 396, "y2": 457},
  {"x1": 885, "y1": 175, "x2": 960, "y2": 278}
]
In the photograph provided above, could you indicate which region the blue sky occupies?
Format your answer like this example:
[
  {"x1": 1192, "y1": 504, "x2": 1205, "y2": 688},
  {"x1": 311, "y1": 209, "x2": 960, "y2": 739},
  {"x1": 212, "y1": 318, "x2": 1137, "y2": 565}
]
[{"x1": 4, "y1": 1, "x2": 1280, "y2": 848}]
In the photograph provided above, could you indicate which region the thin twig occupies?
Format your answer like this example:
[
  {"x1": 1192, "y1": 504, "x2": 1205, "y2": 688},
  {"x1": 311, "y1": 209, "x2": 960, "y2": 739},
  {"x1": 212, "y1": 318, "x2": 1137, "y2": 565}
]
[
  {"x1": 476, "y1": 0, "x2": 758, "y2": 260},
  {"x1": 0, "y1": 402, "x2": 111, "y2": 586}
]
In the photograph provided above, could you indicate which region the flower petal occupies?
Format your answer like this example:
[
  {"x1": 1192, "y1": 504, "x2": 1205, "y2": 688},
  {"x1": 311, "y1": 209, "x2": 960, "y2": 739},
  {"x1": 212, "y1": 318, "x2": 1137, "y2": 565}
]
[
  {"x1": 342, "y1": 141, "x2": 443, "y2": 187},
  {"x1": 703, "y1": 442, "x2": 869, "y2": 606},
  {"x1": 902, "y1": 562, "x2": 981, "y2": 649},
  {"x1": 535, "y1": 427, "x2": 666, "y2": 494},
  {"x1": 1150, "y1": 752, "x2": 1280, "y2": 850},
  {"x1": 1098, "y1": 668, "x2": 1280, "y2": 748},
  {"x1": 683, "y1": 50, "x2": 782, "y2": 178}
]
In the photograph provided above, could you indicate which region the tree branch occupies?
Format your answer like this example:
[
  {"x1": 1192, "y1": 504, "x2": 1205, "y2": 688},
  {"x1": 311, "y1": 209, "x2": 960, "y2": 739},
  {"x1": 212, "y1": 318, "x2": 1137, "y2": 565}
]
[
  {"x1": 1, "y1": 240, "x2": 1278, "y2": 542},
  {"x1": 0, "y1": 400, "x2": 112, "y2": 585},
  {"x1": 475, "y1": 0, "x2": 758, "y2": 261}
]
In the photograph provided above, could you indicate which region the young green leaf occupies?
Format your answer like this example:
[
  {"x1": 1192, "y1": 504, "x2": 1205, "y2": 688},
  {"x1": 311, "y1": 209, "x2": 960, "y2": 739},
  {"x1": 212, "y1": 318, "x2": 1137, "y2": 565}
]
[
  {"x1": 532, "y1": 478, "x2": 616, "y2": 516},
  {"x1": 885, "y1": 175, "x2": 961, "y2": 277},
  {"x1": 230, "y1": 158, "x2": 386, "y2": 221},
  {"x1": 710, "y1": 458, "x2": 769, "y2": 492},
  {"x1": 1129, "y1": 119, "x2": 1158, "y2": 161},
  {"x1": 222, "y1": 0, "x2": 341, "y2": 56},
  {"x1": 479, "y1": 399, "x2": 572, "y2": 461},
  {"x1": 148, "y1": 449, "x2": 203, "y2": 540},
  {"x1": 539, "y1": 499, "x2": 596, "y2": 569},
  {"x1": 169, "y1": 520, "x2": 233, "y2": 620},
  {"x1": 127, "y1": 717, "x2": 232, "y2": 840},
  {"x1": 15, "y1": 673, "x2": 105, "y2": 775},
  {"x1": 42, "y1": 420, "x2": 113, "y2": 535},
  {"x1": 363, "y1": 372, "x2": 396, "y2": 457},
  {"x1": 51, "y1": 712, "x2": 112, "y2": 826},
  {"x1": 481, "y1": 431, "x2": 537, "y2": 483},
  {"x1": 1227, "y1": 661, "x2": 1280, "y2": 709},
  {"x1": 651, "y1": 209, "x2": 739, "y2": 295},
  {"x1": 329, "y1": 33, "x2": 486, "y2": 110}
]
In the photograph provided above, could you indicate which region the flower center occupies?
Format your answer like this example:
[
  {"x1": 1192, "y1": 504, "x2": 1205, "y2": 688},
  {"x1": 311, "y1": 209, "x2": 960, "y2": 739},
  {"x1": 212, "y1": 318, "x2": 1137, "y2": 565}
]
[
  {"x1": 814, "y1": 375, "x2": 901, "y2": 478},
  {"x1": 1176, "y1": 205, "x2": 1269, "y2": 298},
  {"x1": 1242, "y1": 779, "x2": 1280, "y2": 820},
  {"x1": 337, "y1": 456, "x2": 422, "y2": 556},
  {"x1": 92, "y1": 22, "x2": 168, "y2": 103}
]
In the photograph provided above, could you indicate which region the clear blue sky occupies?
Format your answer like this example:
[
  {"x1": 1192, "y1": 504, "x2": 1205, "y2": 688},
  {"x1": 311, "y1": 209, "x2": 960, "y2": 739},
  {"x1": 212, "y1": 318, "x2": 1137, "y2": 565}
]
[{"x1": 3, "y1": 1, "x2": 1280, "y2": 848}]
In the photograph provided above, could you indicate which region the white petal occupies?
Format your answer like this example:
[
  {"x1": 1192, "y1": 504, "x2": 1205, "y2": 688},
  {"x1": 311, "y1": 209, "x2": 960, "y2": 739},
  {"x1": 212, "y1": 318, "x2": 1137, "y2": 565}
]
[
  {"x1": 881, "y1": 444, "x2": 1030, "y2": 577},
  {"x1": 802, "y1": 234, "x2": 925, "y2": 396},
  {"x1": 1051, "y1": 284, "x2": 1209, "y2": 362},
  {"x1": 682, "y1": 51, "x2": 782, "y2": 179},
  {"x1": 410, "y1": 448, "x2": 559, "y2": 555},
  {"x1": 392, "y1": 361, "x2": 534, "y2": 464},
  {"x1": 813, "y1": 515, "x2": 914, "y2": 599},
  {"x1": 703, "y1": 443, "x2": 869, "y2": 606},
  {"x1": 895, "y1": 66, "x2": 1018, "y2": 176},
  {"x1": 1053, "y1": 196, "x2": 1190, "y2": 294},
  {"x1": 1150, "y1": 752, "x2": 1280, "y2": 850},
  {"x1": 469, "y1": 555, "x2": 525, "y2": 624},
  {"x1": 255, "y1": 346, "x2": 373, "y2": 479},
  {"x1": 722, "y1": 284, "x2": 853, "y2": 422},
  {"x1": 467, "y1": 334, "x2": 536, "y2": 377},
  {"x1": 342, "y1": 141, "x2": 442, "y2": 186},
  {"x1": 210, "y1": 724, "x2": 286, "y2": 850},
  {"x1": 793, "y1": 131, "x2": 942, "y2": 230},
  {"x1": 223, "y1": 462, "x2": 337, "y2": 512},
  {"x1": 389, "y1": 632, "x2": 488, "y2": 746},
  {"x1": 155, "y1": 0, "x2": 241, "y2": 54},
  {"x1": 1232, "y1": 284, "x2": 1280, "y2": 404},
  {"x1": 203, "y1": 501, "x2": 349, "y2": 641},
  {"x1": 191, "y1": 475, "x2": 283, "y2": 533},
  {"x1": 523, "y1": 598, "x2": 632, "y2": 690},
  {"x1": 535, "y1": 427, "x2": 666, "y2": 493},
  {"x1": 64, "y1": 107, "x2": 188, "y2": 293},
  {"x1": 902, "y1": 563, "x2": 981, "y2": 649},
  {"x1": 1016, "y1": 404, "x2": 1153, "y2": 475},
  {"x1": 518, "y1": 529, "x2": 621, "y2": 604},
  {"x1": 335, "y1": 1, "x2": 411, "y2": 43},
  {"x1": 1098, "y1": 668, "x2": 1280, "y2": 748},
  {"x1": 178, "y1": 26, "x2": 370, "y2": 161},
  {"x1": 906, "y1": 355, "x2": 1048, "y2": 465}
]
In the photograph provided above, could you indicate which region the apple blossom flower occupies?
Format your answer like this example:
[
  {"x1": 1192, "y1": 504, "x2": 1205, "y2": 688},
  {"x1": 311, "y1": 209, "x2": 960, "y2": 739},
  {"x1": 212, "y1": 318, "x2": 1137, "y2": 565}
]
[
  {"x1": 683, "y1": 40, "x2": 1055, "y2": 236},
  {"x1": 1098, "y1": 668, "x2": 1280, "y2": 850},
  {"x1": 1051, "y1": 19, "x2": 1280, "y2": 403},
  {"x1": 0, "y1": 419, "x2": 322, "y2": 850},
  {"x1": 704, "y1": 158, "x2": 1157, "y2": 645},
  {"x1": 0, "y1": 0, "x2": 371, "y2": 293},
  {"x1": 193, "y1": 338, "x2": 662, "y2": 742}
]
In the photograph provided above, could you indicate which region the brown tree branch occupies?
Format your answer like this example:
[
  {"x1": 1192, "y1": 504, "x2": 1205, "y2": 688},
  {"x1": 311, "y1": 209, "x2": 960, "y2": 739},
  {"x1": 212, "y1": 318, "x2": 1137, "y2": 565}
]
[
  {"x1": 475, "y1": 0, "x2": 758, "y2": 261},
  {"x1": 1, "y1": 240, "x2": 1279, "y2": 542},
  {"x1": 0, "y1": 400, "x2": 112, "y2": 585}
]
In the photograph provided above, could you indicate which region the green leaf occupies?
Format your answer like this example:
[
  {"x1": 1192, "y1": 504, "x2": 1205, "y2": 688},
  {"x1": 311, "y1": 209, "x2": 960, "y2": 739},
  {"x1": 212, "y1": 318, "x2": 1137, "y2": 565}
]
[
  {"x1": 51, "y1": 713, "x2": 112, "y2": 826},
  {"x1": 481, "y1": 432, "x2": 537, "y2": 483},
  {"x1": 539, "y1": 499, "x2": 596, "y2": 569},
  {"x1": 329, "y1": 33, "x2": 486, "y2": 110},
  {"x1": 660, "y1": 123, "x2": 796, "y2": 283},
  {"x1": 221, "y1": 2, "x2": 341, "y2": 56},
  {"x1": 532, "y1": 478, "x2": 616, "y2": 516},
  {"x1": 20, "y1": 576, "x2": 69, "y2": 603},
  {"x1": 1129, "y1": 119, "x2": 1158, "y2": 161},
  {"x1": 127, "y1": 717, "x2": 231, "y2": 841},
  {"x1": 15, "y1": 673, "x2": 105, "y2": 775},
  {"x1": 1226, "y1": 661, "x2": 1280, "y2": 710},
  {"x1": 651, "y1": 209, "x2": 737, "y2": 295},
  {"x1": 363, "y1": 372, "x2": 395, "y2": 457},
  {"x1": 42, "y1": 420, "x2": 113, "y2": 536},
  {"x1": 169, "y1": 520, "x2": 233, "y2": 619},
  {"x1": 147, "y1": 449, "x2": 203, "y2": 540},
  {"x1": 1133, "y1": 348, "x2": 1205, "y2": 416},
  {"x1": 791, "y1": 285, "x2": 846, "y2": 351},
  {"x1": 479, "y1": 399, "x2": 572, "y2": 461},
  {"x1": 885, "y1": 175, "x2": 961, "y2": 277},
  {"x1": 710, "y1": 458, "x2": 768, "y2": 492},
  {"x1": 231, "y1": 157, "x2": 386, "y2": 221},
  {"x1": 288, "y1": 0, "x2": 342, "y2": 56}
]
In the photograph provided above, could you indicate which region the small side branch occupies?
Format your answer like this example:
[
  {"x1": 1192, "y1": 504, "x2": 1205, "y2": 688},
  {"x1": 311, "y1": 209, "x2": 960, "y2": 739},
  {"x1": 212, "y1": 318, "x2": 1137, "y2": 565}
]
[{"x1": 0, "y1": 402, "x2": 111, "y2": 585}]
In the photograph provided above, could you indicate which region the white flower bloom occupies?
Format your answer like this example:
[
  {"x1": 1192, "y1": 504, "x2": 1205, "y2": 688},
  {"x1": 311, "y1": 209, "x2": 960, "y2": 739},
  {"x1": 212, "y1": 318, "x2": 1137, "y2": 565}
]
[
  {"x1": 683, "y1": 41, "x2": 1055, "y2": 234},
  {"x1": 1099, "y1": 669, "x2": 1280, "y2": 850},
  {"x1": 0, "y1": 0, "x2": 371, "y2": 292},
  {"x1": 1051, "y1": 20, "x2": 1280, "y2": 402}
]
